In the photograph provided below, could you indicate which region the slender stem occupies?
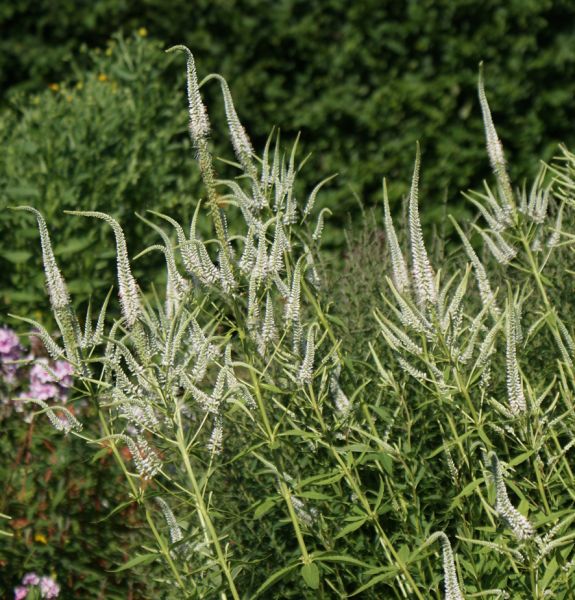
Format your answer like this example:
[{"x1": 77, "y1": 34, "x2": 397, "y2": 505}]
[
  {"x1": 325, "y1": 442, "x2": 425, "y2": 600},
  {"x1": 95, "y1": 407, "x2": 185, "y2": 589},
  {"x1": 174, "y1": 414, "x2": 241, "y2": 600},
  {"x1": 278, "y1": 479, "x2": 311, "y2": 563}
]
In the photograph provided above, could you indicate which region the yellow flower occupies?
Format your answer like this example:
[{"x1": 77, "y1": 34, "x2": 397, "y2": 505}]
[
  {"x1": 48, "y1": 83, "x2": 60, "y2": 92},
  {"x1": 34, "y1": 533, "x2": 48, "y2": 544},
  {"x1": 75, "y1": 81, "x2": 84, "y2": 90},
  {"x1": 138, "y1": 27, "x2": 148, "y2": 37},
  {"x1": 66, "y1": 95, "x2": 73, "y2": 103},
  {"x1": 98, "y1": 73, "x2": 108, "y2": 82}
]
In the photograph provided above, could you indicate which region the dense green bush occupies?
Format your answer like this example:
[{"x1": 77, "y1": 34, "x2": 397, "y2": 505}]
[{"x1": 0, "y1": 33, "x2": 196, "y2": 320}]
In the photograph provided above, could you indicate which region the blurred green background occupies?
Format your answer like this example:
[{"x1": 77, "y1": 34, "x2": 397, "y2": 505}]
[{"x1": 2, "y1": 0, "x2": 575, "y2": 320}]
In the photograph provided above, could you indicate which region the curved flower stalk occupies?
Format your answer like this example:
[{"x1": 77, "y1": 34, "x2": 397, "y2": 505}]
[
  {"x1": 156, "y1": 498, "x2": 188, "y2": 557},
  {"x1": 488, "y1": 452, "x2": 535, "y2": 541},
  {"x1": 303, "y1": 174, "x2": 338, "y2": 218},
  {"x1": 166, "y1": 45, "x2": 209, "y2": 144},
  {"x1": 167, "y1": 45, "x2": 229, "y2": 258},
  {"x1": 24, "y1": 398, "x2": 83, "y2": 435},
  {"x1": 478, "y1": 63, "x2": 515, "y2": 215},
  {"x1": 68, "y1": 211, "x2": 142, "y2": 328},
  {"x1": 14, "y1": 207, "x2": 80, "y2": 363},
  {"x1": 424, "y1": 532, "x2": 465, "y2": 600},
  {"x1": 15, "y1": 207, "x2": 70, "y2": 310},
  {"x1": 201, "y1": 73, "x2": 254, "y2": 174}
]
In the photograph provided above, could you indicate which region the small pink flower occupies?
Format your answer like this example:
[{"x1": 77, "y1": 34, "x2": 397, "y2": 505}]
[
  {"x1": 52, "y1": 361, "x2": 73, "y2": 387},
  {"x1": 29, "y1": 381, "x2": 60, "y2": 401},
  {"x1": 0, "y1": 328, "x2": 20, "y2": 356},
  {"x1": 30, "y1": 361, "x2": 54, "y2": 385},
  {"x1": 39, "y1": 576, "x2": 60, "y2": 599},
  {"x1": 22, "y1": 572, "x2": 40, "y2": 586},
  {"x1": 14, "y1": 586, "x2": 28, "y2": 600}
]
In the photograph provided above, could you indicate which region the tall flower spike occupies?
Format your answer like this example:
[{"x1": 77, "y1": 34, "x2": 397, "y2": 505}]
[
  {"x1": 219, "y1": 249, "x2": 237, "y2": 293},
  {"x1": 297, "y1": 325, "x2": 316, "y2": 385},
  {"x1": 489, "y1": 452, "x2": 535, "y2": 541},
  {"x1": 382, "y1": 179, "x2": 410, "y2": 293},
  {"x1": 547, "y1": 203, "x2": 564, "y2": 248},
  {"x1": 284, "y1": 257, "x2": 303, "y2": 326},
  {"x1": 258, "y1": 293, "x2": 278, "y2": 356},
  {"x1": 247, "y1": 271, "x2": 260, "y2": 333},
  {"x1": 16, "y1": 207, "x2": 70, "y2": 310},
  {"x1": 451, "y1": 219, "x2": 501, "y2": 319},
  {"x1": 69, "y1": 211, "x2": 141, "y2": 327},
  {"x1": 425, "y1": 532, "x2": 464, "y2": 600},
  {"x1": 408, "y1": 144, "x2": 436, "y2": 307},
  {"x1": 505, "y1": 300, "x2": 526, "y2": 415},
  {"x1": 207, "y1": 416, "x2": 224, "y2": 455},
  {"x1": 478, "y1": 63, "x2": 514, "y2": 213},
  {"x1": 156, "y1": 498, "x2": 184, "y2": 547},
  {"x1": 166, "y1": 45, "x2": 210, "y2": 143},
  {"x1": 122, "y1": 435, "x2": 161, "y2": 480},
  {"x1": 202, "y1": 73, "x2": 254, "y2": 170}
]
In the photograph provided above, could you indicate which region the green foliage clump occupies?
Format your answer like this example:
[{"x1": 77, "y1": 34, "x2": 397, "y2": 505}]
[{"x1": 0, "y1": 33, "x2": 196, "y2": 319}]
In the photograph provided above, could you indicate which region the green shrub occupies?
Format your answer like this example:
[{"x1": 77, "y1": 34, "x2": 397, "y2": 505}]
[{"x1": 0, "y1": 33, "x2": 197, "y2": 320}]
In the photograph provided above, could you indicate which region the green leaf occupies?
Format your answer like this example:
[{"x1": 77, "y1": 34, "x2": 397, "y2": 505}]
[
  {"x1": 109, "y1": 553, "x2": 158, "y2": 572},
  {"x1": 334, "y1": 517, "x2": 368, "y2": 539},
  {"x1": 449, "y1": 477, "x2": 485, "y2": 510},
  {"x1": 301, "y1": 562, "x2": 320, "y2": 589},
  {"x1": 252, "y1": 562, "x2": 300, "y2": 598},
  {"x1": 254, "y1": 497, "x2": 277, "y2": 519},
  {"x1": 540, "y1": 557, "x2": 558, "y2": 592},
  {"x1": 2, "y1": 250, "x2": 32, "y2": 263},
  {"x1": 350, "y1": 567, "x2": 399, "y2": 596}
]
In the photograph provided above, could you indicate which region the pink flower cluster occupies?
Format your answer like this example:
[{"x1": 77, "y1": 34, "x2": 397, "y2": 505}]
[
  {"x1": 0, "y1": 327, "x2": 22, "y2": 384},
  {"x1": 0, "y1": 327, "x2": 75, "y2": 420},
  {"x1": 28, "y1": 359, "x2": 74, "y2": 402},
  {"x1": 14, "y1": 572, "x2": 60, "y2": 599}
]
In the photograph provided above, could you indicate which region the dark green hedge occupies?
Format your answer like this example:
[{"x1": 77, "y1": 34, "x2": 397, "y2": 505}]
[{"x1": 2, "y1": 0, "x2": 574, "y2": 202}]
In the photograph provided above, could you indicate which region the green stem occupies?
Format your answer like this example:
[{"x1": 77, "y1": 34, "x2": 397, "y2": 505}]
[
  {"x1": 95, "y1": 407, "x2": 185, "y2": 589},
  {"x1": 326, "y1": 443, "x2": 425, "y2": 600},
  {"x1": 174, "y1": 414, "x2": 240, "y2": 600}
]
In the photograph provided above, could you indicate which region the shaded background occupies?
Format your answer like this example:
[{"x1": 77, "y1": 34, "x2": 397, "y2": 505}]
[{"x1": 2, "y1": 0, "x2": 575, "y2": 319}]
